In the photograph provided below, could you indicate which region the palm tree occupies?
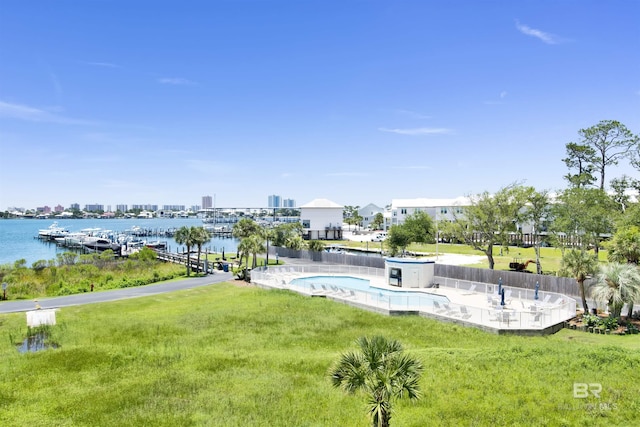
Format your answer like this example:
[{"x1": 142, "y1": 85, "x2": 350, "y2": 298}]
[
  {"x1": 285, "y1": 234, "x2": 305, "y2": 250},
  {"x1": 236, "y1": 238, "x2": 251, "y2": 269},
  {"x1": 174, "y1": 226, "x2": 197, "y2": 276},
  {"x1": 329, "y1": 336, "x2": 423, "y2": 427},
  {"x1": 560, "y1": 249, "x2": 598, "y2": 312},
  {"x1": 193, "y1": 227, "x2": 212, "y2": 274},
  {"x1": 591, "y1": 263, "x2": 640, "y2": 319},
  {"x1": 307, "y1": 240, "x2": 326, "y2": 252},
  {"x1": 246, "y1": 234, "x2": 265, "y2": 269},
  {"x1": 232, "y1": 218, "x2": 259, "y2": 240},
  {"x1": 235, "y1": 237, "x2": 262, "y2": 280}
]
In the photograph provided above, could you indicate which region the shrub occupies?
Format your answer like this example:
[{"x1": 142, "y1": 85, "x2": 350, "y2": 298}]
[
  {"x1": 581, "y1": 314, "x2": 600, "y2": 327},
  {"x1": 599, "y1": 317, "x2": 619, "y2": 330}
]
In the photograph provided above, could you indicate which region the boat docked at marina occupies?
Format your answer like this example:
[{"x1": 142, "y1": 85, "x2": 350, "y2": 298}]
[
  {"x1": 82, "y1": 237, "x2": 122, "y2": 254},
  {"x1": 38, "y1": 222, "x2": 69, "y2": 241}
]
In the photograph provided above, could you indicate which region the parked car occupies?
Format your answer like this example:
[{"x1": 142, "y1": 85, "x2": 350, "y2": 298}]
[{"x1": 371, "y1": 233, "x2": 387, "y2": 242}]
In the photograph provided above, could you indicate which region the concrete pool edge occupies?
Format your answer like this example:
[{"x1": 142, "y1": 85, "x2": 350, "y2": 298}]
[{"x1": 251, "y1": 268, "x2": 574, "y2": 336}]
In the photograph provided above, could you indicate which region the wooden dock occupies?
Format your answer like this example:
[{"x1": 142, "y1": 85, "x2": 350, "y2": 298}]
[{"x1": 155, "y1": 250, "x2": 235, "y2": 275}]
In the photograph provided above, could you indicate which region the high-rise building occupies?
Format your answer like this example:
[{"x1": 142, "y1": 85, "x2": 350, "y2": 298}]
[
  {"x1": 84, "y1": 204, "x2": 104, "y2": 212},
  {"x1": 116, "y1": 204, "x2": 128, "y2": 212},
  {"x1": 282, "y1": 198, "x2": 296, "y2": 208},
  {"x1": 162, "y1": 205, "x2": 185, "y2": 211},
  {"x1": 131, "y1": 204, "x2": 158, "y2": 211},
  {"x1": 268, "y1": 195, "x2": 281, "y2": 208},
  {"x1": 202, "y1": 195, "x2": 213, "y2": 209}
]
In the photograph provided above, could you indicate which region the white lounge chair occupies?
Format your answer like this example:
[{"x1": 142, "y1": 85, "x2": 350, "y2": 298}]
[
  {"x1": 529, "y1": 312, "x2": 543, "y2": 327},
  {"x1": 464, "y1": 284, "x2": 477, "y2": 295},
  {"x1": 458, "y1": 306, "x2": 473, "y2": 319},
  {"x1": 309, "y1": 284, "x2": 326, "y2": 295},
  {"x1": 433, "y1": 301, "x2": 457, "y2": 316},
  {"x1": 537, "y1": 295, "x2": 552, "y2": 306}
]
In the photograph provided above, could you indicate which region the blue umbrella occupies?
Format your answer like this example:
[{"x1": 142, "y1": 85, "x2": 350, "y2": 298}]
[
  {"x1": 498, "y1": 277, "x2": 503, "y2": 295},
  {"x1": 500, "y1": 288, "x2": 506, "y2": 306},
  {"x1": 534, "y1": 281, "x2": 539, "y2": 300}
]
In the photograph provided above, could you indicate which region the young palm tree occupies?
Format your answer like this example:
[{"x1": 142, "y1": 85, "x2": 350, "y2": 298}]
[
  {"x1": 193, "y1": 227, "x2": 212, "y2": 274},
  {"x1": 174, "y1": 226, "x2": 197, "y2": 276},
  {"x1": 307, "y1": 240, "x2": 326, "y2": 252},
  {"x1": 560, "y1": 249, "x2": 598, "y2": 312},
  {"x1": 246, "y1": 234, "x2": 265, "y2": 269},
  {"x1": 591, "y1": 263, "x2": 640, "y2": 318},
  {"x1": 329, "y1": 336, "x2": 423, "y2": 427}
]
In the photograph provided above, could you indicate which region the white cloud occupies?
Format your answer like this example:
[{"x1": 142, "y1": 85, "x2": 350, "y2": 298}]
[
  {"x1": 500, "y1": 91, "x2": 508, "y2": 99},
  {"x1": 515, "y1": 21, "x2": 560, "y2": 44},
  {"x1": 281, "y1": 172, "x2": 293, "y2": 178},
  {"x1": 0, "y1": 100, "x2": 95, "y2": 125},
  {"x1": 378, "y1": 127, "x2": 451, "y2": 135},
  {"x1": 157, "y1": 77, "x2": 197, "y2": 85}
]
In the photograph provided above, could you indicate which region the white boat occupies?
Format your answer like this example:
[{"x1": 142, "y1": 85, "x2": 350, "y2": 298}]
[{"x1": 38, "y1": 222, "x2": 69, "y2": 240}]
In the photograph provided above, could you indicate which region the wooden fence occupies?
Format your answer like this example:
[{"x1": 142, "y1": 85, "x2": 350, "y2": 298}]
[{"x1": 270, "y1": 246, "x2": 583, "y2": 298}]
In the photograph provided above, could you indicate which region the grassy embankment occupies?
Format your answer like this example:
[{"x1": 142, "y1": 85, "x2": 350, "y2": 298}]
[
  {"x1": 0, "y1": 252, "x2": 185, "y2": 300},
  {"x1": 1, "y1": 283, "x2": 638, "y2": 426}
]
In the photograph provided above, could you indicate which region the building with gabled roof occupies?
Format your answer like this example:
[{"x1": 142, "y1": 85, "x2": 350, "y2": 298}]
[{"x1": 299, "y1": 198, "x2": 343, "y2": 240}]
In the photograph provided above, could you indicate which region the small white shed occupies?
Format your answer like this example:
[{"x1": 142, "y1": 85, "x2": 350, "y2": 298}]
[{"x1": 385, "y1": 258, "x2": 435, "y2": 288}]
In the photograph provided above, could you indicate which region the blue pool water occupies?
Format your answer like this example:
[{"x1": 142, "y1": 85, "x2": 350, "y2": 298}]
[{"x1": 290, "y1": 275, "x2": 450, "y2": 303}]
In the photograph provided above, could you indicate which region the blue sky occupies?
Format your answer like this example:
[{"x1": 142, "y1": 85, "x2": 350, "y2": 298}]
[{"x1": 1, "y1": 0, "x2": 638, "y2": 210}]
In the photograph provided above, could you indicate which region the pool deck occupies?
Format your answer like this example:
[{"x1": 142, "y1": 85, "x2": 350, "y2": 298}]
[{"x1": 252, "y1": 267, "x2": 576, "y2": 336}]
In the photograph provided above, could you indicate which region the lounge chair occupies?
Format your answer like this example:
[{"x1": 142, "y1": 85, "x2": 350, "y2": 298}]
[
  {"x1": 458, "y1": 306, "x2": 473, "y2": 319},
  {"x1": 464, "y1": 284, "x2": 477, "y2": 295},
  {"x1": 497, "y1": 310, "x2": 514, "y2": 326},
  {"x1": 529, "y1": 312, "x2": 543, "y2": 327},
  {"x1": 433, "y1": 300, "x2": 448, "y2": 314},
  {"x1": 537, "y1": 295, "x2": 552, "y2": 306},
  {"x1": 309, "y1": 284, "x2": 326, "y2": 295},
  {"x1": 433, "y1": 301, "x2": 457, "y2": 316}
]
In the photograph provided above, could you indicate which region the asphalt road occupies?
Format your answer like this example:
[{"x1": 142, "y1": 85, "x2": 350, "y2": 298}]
[{"x1": 0, "y1": 271, "x2": 234, "y2": 314}]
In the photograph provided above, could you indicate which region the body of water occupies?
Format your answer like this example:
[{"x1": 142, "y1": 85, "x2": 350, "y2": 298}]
[{"x1": 0, "y1": 218, "x2": 239, "y2": 266}]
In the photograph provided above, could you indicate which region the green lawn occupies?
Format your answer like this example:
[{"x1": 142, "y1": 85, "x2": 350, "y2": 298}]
[
  {"x1": 337, "y1": 240, "x2": 609, "y2": 273},
  {"x1": 1, "y1": 282, "x2": 638, "y2": 426}
]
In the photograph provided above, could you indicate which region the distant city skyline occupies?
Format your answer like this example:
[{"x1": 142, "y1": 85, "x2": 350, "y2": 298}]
[{"x1": 1, "y1": 1, "x2": 638, "y2": 210}]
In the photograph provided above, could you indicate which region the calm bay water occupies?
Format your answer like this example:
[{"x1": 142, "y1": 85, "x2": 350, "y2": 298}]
[{"x1": 0, "y1": 218, "x2": 239, "y2": 266}]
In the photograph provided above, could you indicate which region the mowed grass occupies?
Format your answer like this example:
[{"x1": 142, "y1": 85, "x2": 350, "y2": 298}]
[
  {"x1": 338, "y1": 240, "x2": 610, "y2": 273},
  {"x1": 1, "y1": 282, "x2": 638, "y2": 426}
]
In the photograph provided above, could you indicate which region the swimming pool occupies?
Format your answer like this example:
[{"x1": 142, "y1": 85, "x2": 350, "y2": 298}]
[{"x1": 290, "y1": 275, "x2": 450, "y2": 306}]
